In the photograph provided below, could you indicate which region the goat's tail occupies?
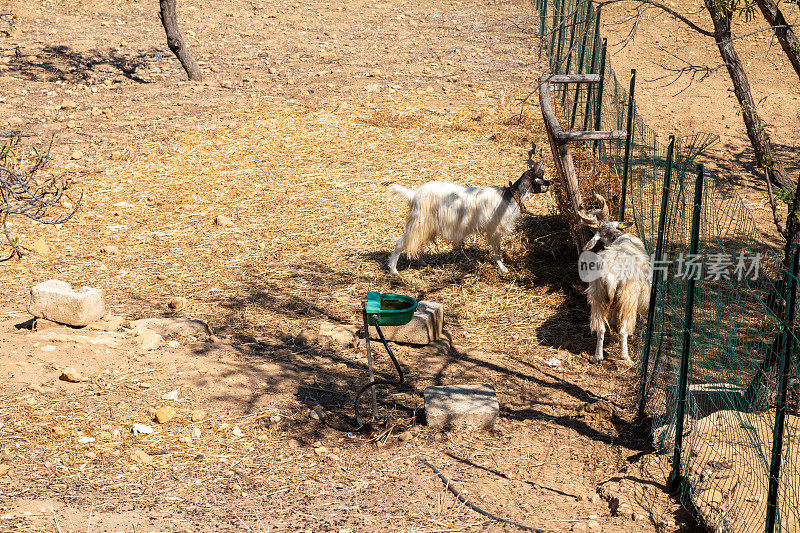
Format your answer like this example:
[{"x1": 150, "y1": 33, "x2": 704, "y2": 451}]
[{"x1": 387, "y1": 184, "x2": 414, "y2": 204}]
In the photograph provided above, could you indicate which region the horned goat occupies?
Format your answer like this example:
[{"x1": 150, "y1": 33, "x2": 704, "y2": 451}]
[
  {"x1": 580, "y1": 194, "x2": 651, "y2": 364},
  {"x1": 386, "y1": 163, "x2": 550, "y2": 275}
]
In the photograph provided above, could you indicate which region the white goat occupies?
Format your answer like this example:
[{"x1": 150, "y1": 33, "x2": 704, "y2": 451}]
[
  {"x1": 580, "y1": 194, "x2": 651, "y2": 364},
  {"x1": 387, "y1": 164, "x2": 550, "y2": 275}
]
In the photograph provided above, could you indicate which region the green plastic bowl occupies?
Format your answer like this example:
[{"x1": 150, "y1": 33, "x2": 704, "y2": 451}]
[{"x1": 365, "y1": 292, "x2": 418, "y2": 326}]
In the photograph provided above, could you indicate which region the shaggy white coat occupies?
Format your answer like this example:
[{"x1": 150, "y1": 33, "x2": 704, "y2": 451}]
[
  {"x1": 387, "y1": 182, "x2": 525, "y2": 275},
  {"x1": 587, "y1": 233, "x2": 651, "y2": 363}
]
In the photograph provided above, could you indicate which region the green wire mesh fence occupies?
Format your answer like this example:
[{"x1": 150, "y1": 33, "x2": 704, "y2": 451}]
[{"x1": 531, "y1": 0, "x2": 800, "y2": 530}]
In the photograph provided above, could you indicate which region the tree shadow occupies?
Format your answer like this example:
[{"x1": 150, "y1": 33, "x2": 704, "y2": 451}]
[{"x1": 4, "y1": 44, "x2": 161, "y2": 83}]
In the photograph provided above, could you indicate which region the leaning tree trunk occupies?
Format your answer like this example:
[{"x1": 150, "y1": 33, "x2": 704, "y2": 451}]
[
  {"x1": 703, "y1": 0, "x2": 793, "y2": 190},
  {"x1": 757, "y1": 0, "x2": 800, "y2": 82},
  {"x1": 159, "y1": 0, "x2": 202, "y2": 81}
]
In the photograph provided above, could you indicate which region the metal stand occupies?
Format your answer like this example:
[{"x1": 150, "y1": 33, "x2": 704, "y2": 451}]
[{"x1": 354, "y1": 302, "x2": 406, "y2": 428}]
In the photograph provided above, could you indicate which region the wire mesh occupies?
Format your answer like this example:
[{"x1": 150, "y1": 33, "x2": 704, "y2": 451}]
[{"x1": 531, "y1": 0, "x2": 800, "y2": 530}]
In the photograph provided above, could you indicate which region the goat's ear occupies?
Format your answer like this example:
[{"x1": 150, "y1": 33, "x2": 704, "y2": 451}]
[{"x1": 583, "y1": 233, "x2": 601, "y2": 251}]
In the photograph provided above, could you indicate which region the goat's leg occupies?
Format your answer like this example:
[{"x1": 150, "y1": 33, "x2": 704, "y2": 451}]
[
  {"x1": 487, "y1": 233, "x2": 508, "y2": 274},
  {"x1": 388, "y1": 233, "x2": 407, "y2": 275},
  {"x1": 620, "y1": 331, "x2": 632, "y2": 364},
  {"x1": 591, "y1": 326, "x2": 606, "y2": 363}
]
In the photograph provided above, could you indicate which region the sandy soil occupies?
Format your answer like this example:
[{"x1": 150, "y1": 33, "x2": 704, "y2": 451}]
[{"x1": 0, "y1": 0, "x2": 786, "y2": 530}]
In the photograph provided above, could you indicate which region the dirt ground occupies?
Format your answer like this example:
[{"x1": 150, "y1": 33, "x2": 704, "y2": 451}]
[{"x1": 0, "y1": 0, "x2": 787, "y2": 530}]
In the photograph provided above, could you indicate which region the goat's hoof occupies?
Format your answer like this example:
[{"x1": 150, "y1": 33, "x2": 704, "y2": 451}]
[{"x1": 591, "y1": 355, "x2": 604, "y2": 364}]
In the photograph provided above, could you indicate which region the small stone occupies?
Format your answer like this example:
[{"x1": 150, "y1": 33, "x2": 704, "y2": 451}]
[
  {"x1": 295, "y1": 329, "x2": 317, "y2": 345},
  {"x1": 231, "y1": 425, "x2": 244, "y2": 438},
  {"x1": 214, "y1": 215, "x2": 234, "y2": 227},
  {"x1": 544, "y1": 356, "x2": 561, "y2": 367},
  {"x1": 269, "y1": 415, "x2": 281, "y2": 424},
  {"x1": 364, "y1": 83, "x2": 382, "y2": 93},
  {"x1": 633, "y1": 513, "x2": 647, "y2": 522},
  {"x1": 129, "y1": 448, "x2": 153, "y2": 465},
  {"x1": 76, "y1": 436, "x2": 95, "y2": 444},
  {"x1": 398, "y1": 430, "x2": 413, "y2": 442},
  {"x1": 132, "y1": 423, "x2": 154, "y2": 436},
  {"x1": 267, "y1": 67, "x2": 277, "y2": 74},
  {"x1": 287, "y1": 438, "x2": 301, "y2": 448},
  {"x1": 179, "y1": 436, "x2": 193, "y2": 445},
  {"x1": 168, "y1": 297, "x2": 188, "y2": 311},
  {"x1": 100, "y1": 245, "x2": 119, "y2": 254},
  {"x1": 52, "y1": 425, "x2": 66, "y2": 436},
  {"x1": 0, "y1": 464, "x2": 11, "y2": 476},
  {"x1": 587, "y1": 520, "x2": 601, "y2": 531},
  {"x1": 572, "y1": 522, "x2": 587, "y2": 532},
  {"x1": 191, "y1": 427, "x2": 201, "y2": 438},
  {"x1": 60, "y1": 99, "x2": 77, "y2": 110},
  {"x1": 154, "y1": 407, "x2": 176, "y2": 424},
  {"x1": 70, "y1": 150, "x2": 83, "y2": 160},
  {"x1": 313, "y1": 446, "x2": 328, "y2": 456},
  {"x1": 191, "y1": 410, "x2": 206, "y2": 422},
  {"x1": 90, "y1": 106, "x2": 102, "y2": 116},
  {"x1": 28, "y1": 239, "x2": 50, "y2": 255},
  {"x1": 161, "y1": 389, "x2": 179, "y2": 401},
  {"x1": 110, "y1": 150, "x2": 123, "y2": 160},
  {"x1": 137, "y1": 328, "x2": 162, "y2": 350},
  {"x1": 60, "y1": 367, "x2": 85, "y2": 383},
  {"x1": 309, "y1": 408, "x2": 325, "y2": 420}
]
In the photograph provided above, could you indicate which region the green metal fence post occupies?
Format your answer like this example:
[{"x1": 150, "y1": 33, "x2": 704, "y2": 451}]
[
  {"x1": 540, "y1": 0, "x2": 547, "y2": 40},
  {"x1": 669, "y1": 163, "x2": 704, "y2": 491},
  {"x1": 561, "y1": 0, "x2": 581, "y2": 106},
  {"x1": 619, "y1": 69, "x2": 636, "y2": 220},
  {"x1": 636, "y1": 135, "x2": 675, "y2": 421},
  {"x1": 569, "y1": 2, "x2": 592, "y2": 131},
  {"x1": 765, "y1": 243, "x2": 800, "y2": 533},
  {"x1": 550, "y1": 0, "x2": 561, "y2": 58},
  {"x1": 556, "y1": 4, "x2": 566, "y2": 70},
  {"x1": 583, "y1": 8, "x2": 602, "y2": 132},
  {"x1": 592, "y1": 38, "x2": 607, "y2": 155}
]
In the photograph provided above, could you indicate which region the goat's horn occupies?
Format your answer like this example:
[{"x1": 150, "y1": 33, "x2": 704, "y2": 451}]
[
  {"x1": 593, "y1": 193, "x2": 610, "y2": 222},
  {"x1": 577, "y1": 207, "x2": 599, "y2": 228}
]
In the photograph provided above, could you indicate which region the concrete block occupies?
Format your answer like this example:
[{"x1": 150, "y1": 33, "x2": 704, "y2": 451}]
[
  {"x1": 424, "y1": 384, "x2": 499, "y2": 429},
  {"x1": 27, "y1": 279, "x2": 107, "y2": 327},
  {"x1": 368, "y1": 301, "x2": 443, "y2": 345},
  {"x1": 666, "y1": 382, "x2": 746, "y2": 419}
]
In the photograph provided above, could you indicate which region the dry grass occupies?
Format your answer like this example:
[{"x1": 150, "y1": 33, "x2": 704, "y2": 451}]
[{"x1": 0, "y1": 92, "x2": 577, "y2": 355}]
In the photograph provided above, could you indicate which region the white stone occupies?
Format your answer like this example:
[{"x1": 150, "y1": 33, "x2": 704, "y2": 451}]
[
  {"x1": 424, "y1": 384, "x2": 499, "y2": 429},
  {"x1": 27, "y1": 280, "x2": 107, "y2": 327},
  {"x1": 318, "y1": 322, "x2": 358, "y2": 348},
  {"x1": 367, "y1": 301, "x2": 443, "y2": 345}
]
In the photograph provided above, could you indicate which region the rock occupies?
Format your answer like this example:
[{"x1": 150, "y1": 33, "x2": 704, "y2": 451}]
[
  {"x1": 0, "y1": 464, "x2": 10, "y2": 476},
  {"x1": 52, "y1": 425, "x2": 66, "y2": 436},
  {"x1": 572, "y1": 522, "x2": 587, "y2": 532},
  {"x1": 131, "y1": 317, "x2": 212, "y2": 337},
  {"x1": 214, "y1": 215, "x2": 234, "y2": 226},
  {"x1": 28, "y1": 239, "x2": 50, "y2": 255},
  {"x1": 318, "y1": 322, "x2": 358, "y2": 348},
  {"x1": 367, "y1": 301, "x2": 444, "y2": 345},
  {"x1": 295, "y1": 329, "x2": 317, "y2": 345},
  {"x1": 424, "y1": 384, "x2": 499, "y2": 429},
  {"x1": 269, "y1": 415, "x2": 281, "y2": 424},
  {"x1": 100, "y1": 245, "x2": 119, "y2": 254},
  {"x1": 27, "y1": 279, "x2": 107, "y2": 327},
  {"x1": 398, "y1": 430, "x2": 413, "y2": 442},
  {"x1": 364, "y1": 83, "x2": 382, "y2": 93},
  {"x1": 191, "y1": 427, "x2": 201, "y2": 438},
  {"x1": 155, "y1": 407, "x2": 176, "y2": 424},
  {"x1": 85, "y1": 313, "x2": 125, "y2": 332},
  {"x1": 90, "y1": 106, "x2": 102, "y2": 116},
  {"x1": 313, "y1": 446, "x2": 328, "y2": 456},
  {"x1": 190, "y1": 410, "x2": 206, "y2": 422},
  {"x1": 586, "y1": 520, "x2": 601, "y2": 531},
  {"x1": 161, "y1": 390, "x2": 179, "y2": 401},
  {"x1": 267, "y1": 67, "x2": 277, "y2": 74},
  {"x1": 129, "y1": 448, "x2": 153, "y2": 465},
  {"x1": 544, "y1": 356, "x2": 561, "y2": 367},
  {"x1": 179, "y1": 436, "x2": 192, "y2": 445},
  {"x1": 59, "y1": 367, "x2": 85, "y2": 383},
  {"x1": 168, "y1": 297, "x2": 188, "y2": 311},
  {"x1": 60, "y1": 99, "x2": 77, "y2": 110},
  {"x1": 633, "y1": 513, "x2": 647, "y2": 521},
  {"x1": 231, "y1": 425, "x2": 244, "y2": 438},
  {"x1": 76, "y1": 436, "x2": 95, "y2": 444},
  {"x1": 110, "y1": 150, "x2": 123, "y2": 160},
  {"x1": 70, "y1": 150, "x2": 83, "y2": 160},
  {"x1": 309, "y1": 408, "x2": 325, "y2": 421},
  {"x1": 137, "y1": 328, "x2": 162, "y2": 350}
]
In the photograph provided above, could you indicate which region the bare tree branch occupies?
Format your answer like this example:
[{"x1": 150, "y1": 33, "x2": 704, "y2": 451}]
[{"x1": 597, "y1": 0, "x2": 715, "y2": 36}]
